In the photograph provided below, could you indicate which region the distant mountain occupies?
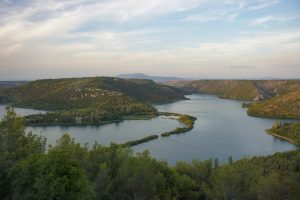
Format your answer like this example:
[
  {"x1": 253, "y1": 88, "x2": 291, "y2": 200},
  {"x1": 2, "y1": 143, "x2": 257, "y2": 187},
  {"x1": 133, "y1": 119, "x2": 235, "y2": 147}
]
[{"x1": 117, "y1": 73, "x2": 188, "y2": 83}]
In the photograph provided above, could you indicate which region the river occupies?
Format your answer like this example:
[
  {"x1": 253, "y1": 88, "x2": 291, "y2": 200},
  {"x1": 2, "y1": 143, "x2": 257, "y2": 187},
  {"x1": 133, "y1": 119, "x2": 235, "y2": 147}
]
[{"x1": 0, "y1": 94, "x2": 296, "y2": 164}]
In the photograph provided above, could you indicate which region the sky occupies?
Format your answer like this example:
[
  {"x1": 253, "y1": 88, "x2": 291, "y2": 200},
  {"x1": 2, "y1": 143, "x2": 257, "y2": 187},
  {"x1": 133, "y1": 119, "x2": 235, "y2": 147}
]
[{"x1": 0, "y1": 0, "x2": 300, "y2": 80}]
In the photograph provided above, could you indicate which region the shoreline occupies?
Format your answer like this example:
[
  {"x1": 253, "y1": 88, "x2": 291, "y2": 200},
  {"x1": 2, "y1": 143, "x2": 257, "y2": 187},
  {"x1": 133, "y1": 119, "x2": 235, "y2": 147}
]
[{"x1": 266, "y1": 129, "x2": 299, "y2": 147}]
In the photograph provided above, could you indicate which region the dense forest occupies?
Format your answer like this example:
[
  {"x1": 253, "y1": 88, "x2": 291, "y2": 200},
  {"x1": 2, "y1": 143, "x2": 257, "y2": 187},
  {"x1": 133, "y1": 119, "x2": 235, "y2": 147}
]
[
  {"x1": 166, "y1": 80, "x2": 300, "y2": 119},
  {"x1": 0, "y1": 77, "x2": 187, "y2": 125},
  {"x1": 1, "y1": 108, "x2": 300, "y2": 200}
]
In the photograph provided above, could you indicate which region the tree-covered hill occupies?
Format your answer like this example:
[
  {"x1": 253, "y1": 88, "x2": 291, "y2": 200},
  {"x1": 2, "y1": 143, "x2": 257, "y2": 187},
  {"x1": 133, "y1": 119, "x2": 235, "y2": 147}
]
[
  {"x1": 1, "y1": 77, "x2": 186, "y2": 110},
  {"x1": 0, "y1": 77, "x2": 187, "y2": 125}
]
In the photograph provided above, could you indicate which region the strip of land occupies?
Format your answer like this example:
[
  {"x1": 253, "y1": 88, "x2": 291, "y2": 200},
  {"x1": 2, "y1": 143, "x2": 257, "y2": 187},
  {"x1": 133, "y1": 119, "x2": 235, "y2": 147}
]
[
  {"x1": 121, "y1": 135, "x2": 159, "y2": 147},
  {"x1": 160, "y1": 113, "x2": 196, "y2": 137}
]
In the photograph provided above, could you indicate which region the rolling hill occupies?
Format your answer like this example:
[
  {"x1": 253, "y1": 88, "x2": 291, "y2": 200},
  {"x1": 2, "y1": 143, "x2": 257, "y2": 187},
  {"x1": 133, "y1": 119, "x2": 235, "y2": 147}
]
[{"x1": 0, "y1": 77, "x2": 187, "y2": 124}]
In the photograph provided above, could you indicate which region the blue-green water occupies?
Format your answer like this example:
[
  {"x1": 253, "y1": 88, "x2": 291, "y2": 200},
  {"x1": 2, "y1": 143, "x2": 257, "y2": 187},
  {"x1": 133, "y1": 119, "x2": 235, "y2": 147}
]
[{"x1": 0, "y1": 94, "x2": 297, "y2": 164}]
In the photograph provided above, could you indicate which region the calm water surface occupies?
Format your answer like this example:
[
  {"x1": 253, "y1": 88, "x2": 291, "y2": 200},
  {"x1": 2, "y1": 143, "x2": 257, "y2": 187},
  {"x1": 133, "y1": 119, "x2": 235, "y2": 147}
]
[
  {"x1": 0, "y1": 94, "x2": 297, "y2": 164},
  {"x1": 134, "y1": 94, "x2": 297, "y2": 163}
]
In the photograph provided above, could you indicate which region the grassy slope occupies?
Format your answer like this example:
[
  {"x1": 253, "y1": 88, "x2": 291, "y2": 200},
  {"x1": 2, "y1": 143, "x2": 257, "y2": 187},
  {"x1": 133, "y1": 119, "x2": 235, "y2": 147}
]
[
  {"x1": 248, "y1": 90, "x2": 300, "y2": 119},
  {"x1": 247, "y1": 81, "x2": 300, "y2": 119},
  {"x1": 266, "y1": 122, "x2": 300, "y2": 146}
]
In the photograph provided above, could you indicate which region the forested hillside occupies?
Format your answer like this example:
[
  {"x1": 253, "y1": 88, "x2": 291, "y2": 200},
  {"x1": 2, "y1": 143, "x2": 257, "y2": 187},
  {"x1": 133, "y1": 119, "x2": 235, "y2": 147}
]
[
  {"x1": 1, "y1": 108, "x2": 300, "y2": 200},
  {"x1": 167, "y1": 80, "x2": 300, "y2": 119},
  {"x1": 0, "y1": 77, "x2": 186, "y2": 124},
  {"x1": 1, "y1": 77, "x2": 186, "y2": 109}
]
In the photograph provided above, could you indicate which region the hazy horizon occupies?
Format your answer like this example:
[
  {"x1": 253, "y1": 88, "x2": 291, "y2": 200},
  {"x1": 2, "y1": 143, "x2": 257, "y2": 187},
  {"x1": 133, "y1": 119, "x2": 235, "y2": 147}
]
[
  {"x1": 1, "y1": 72, "x2": 300, "y2": 82},
  {"x1": 1, "y1": 0, "x2": 300, "y2": 80}
]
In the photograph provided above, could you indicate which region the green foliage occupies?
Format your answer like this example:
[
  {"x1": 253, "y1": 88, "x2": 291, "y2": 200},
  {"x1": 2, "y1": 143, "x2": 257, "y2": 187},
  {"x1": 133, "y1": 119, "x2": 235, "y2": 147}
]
[
  {"x1": 207, "y1": 160, "x2": 261, "y2": 200},
  {"x1": 1, "y1": 108, "x2": 300, "y2": 199},
  {"x1": 255, "y1": 172, "x2": 300, "y2": 200},
  {"x1": 0, "y1": 107, "x2": 46, "y2": 199},
  {"x1": 9, "y1": 147, "x2": 95, "y2": 200},
  {"x1": 0, "y1": 107, "x2": 46, "y2": 162}
]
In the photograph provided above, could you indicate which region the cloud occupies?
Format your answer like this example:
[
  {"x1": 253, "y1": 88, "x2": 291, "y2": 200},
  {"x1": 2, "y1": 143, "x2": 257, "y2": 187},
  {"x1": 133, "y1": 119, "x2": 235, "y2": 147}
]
[
  {"x1": 228, "y1": 66, "x2": 255, "y2": 69},
  {"x1": 182, "y1": 0, "x2": 281, "y2": 23},
  {"x1": 0, "y1": 0, "x2": 207, "y2": 55},
  {"x1": 247, "y1": 0, "x2": 279, "y2": 10},
  {"x1": 218, "y1": 0, "x2": 279, "y2": 10},
  {"x1": 0, "y1": 0, "x2": 299, "y2": 79},
  {"x1": 183, "y1": 11, "x2": 239, "y2": 22},
  {"x1": 251, "y1": 15, "x2": 300, "y2": 25}
]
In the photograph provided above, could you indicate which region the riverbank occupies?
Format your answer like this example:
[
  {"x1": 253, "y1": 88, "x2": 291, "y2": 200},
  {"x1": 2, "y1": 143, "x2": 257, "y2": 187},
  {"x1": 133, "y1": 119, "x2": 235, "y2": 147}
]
[
  {"x1": 266, "y1": 130, "x2": 299, "y2": 146},
  {"x1": 266, "y1": 122, "x2": 300, "y2": 147}
]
